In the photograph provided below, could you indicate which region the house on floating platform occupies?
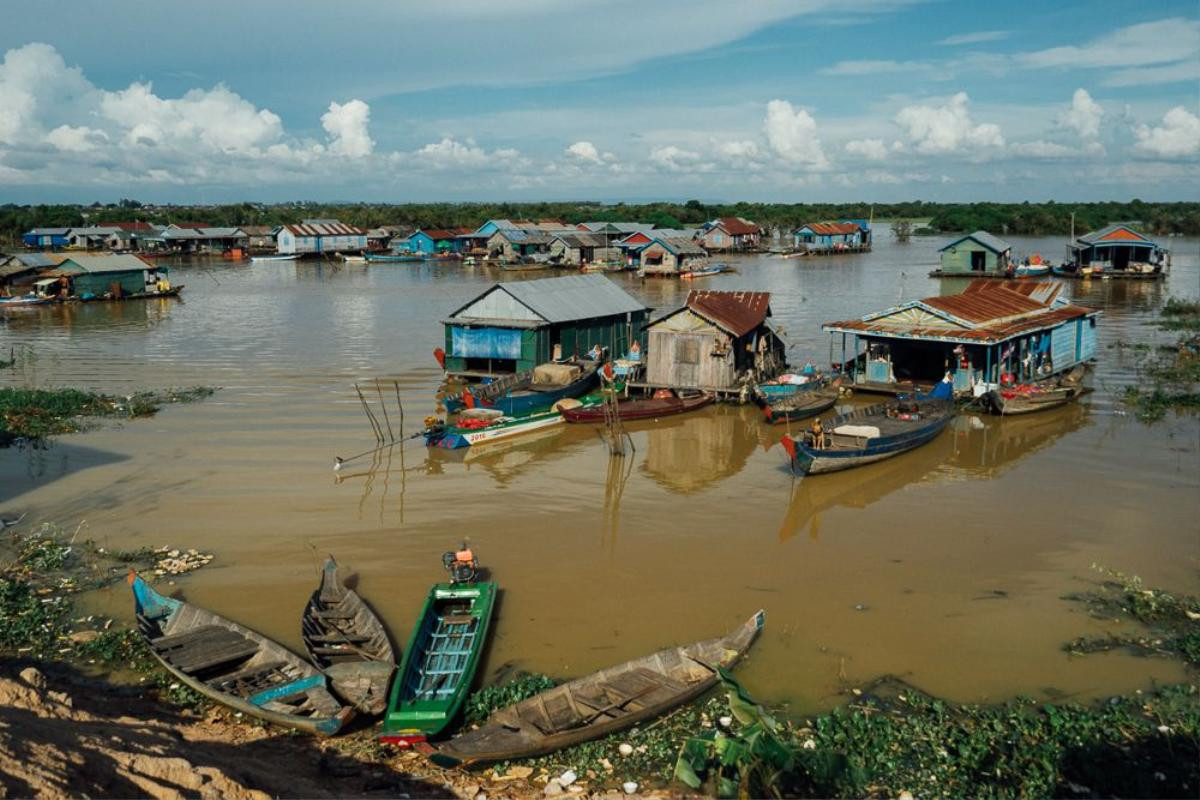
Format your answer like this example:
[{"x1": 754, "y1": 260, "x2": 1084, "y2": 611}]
[
  {"x1": 276, "y1": 220, "x2": 368, "y2": 256},
  {"x1": 67, "y1": 227, "x2": 130, "y2": 251},
  {"x1": 793, "y1": 220, "x2": 872, "y2": 254},
  {"x1": 548, "y1": 233, "x2": 621, "y2": 266},
  {"x1": 698, "y1": 218, "x2": 762, "y2": 252},
  {"x1": 643, "y1": 290, "x2": 786, "y2": 394},
  {"x1": 38, "y1": 253, "x2": 168, "y2": 298},
  {"x1": 0, "y1": 253, "x2": 67, "y2": 292},
  {"x1": 822, "y1": 279, "x2": 1100, "y2": 397},
  {"x1": 1067, "y1": 224, "x2": 1168, "y2": 277},
  {"x1": 241, "y1": 226, "x2": 277, "y2": 252},
  {"x1": 487, "y1": 229, "x2": 556, "y2": 261},
  {"x1": 406, "y1": 228, "x2": 462, "y2": 255},
  {"x1": 22, "y1": 228, "x2": 72, "y2": 249},
  {"x1": 441, "y1": 273, "x2": 651, "y2": 377},
  {"x1": 933, "y1": 230, "x2": 1012, "y2": 276},
  {"x1": 638, "y1": 236, "x2": 709, "y2": 275}
]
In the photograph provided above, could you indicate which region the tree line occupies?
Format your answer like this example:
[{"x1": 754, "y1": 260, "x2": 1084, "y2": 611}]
[{"x1": 2, "y1": 199, "x2": 1198, "y2": 247}]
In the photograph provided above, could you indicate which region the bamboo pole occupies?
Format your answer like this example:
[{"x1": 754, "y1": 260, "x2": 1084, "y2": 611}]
[{"x1": 374, "y1": 379, "x2": 395, "y2": 442}]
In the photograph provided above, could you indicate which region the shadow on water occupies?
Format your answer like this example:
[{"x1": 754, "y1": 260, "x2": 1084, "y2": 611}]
[{"x1": 0, "y1": 441, "x2": 130, "y2": 505}]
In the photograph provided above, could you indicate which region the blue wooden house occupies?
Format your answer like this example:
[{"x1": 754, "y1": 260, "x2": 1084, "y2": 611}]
[
  {"x1": 22, "y1": 228, "x2": 72, "y2": 249},
  {"x1": 405, "y1": 228, "x2": 462, "y2": 255},
  {"x1": 793, "y1": 220, "x2": 871, "y2": 252},
  {"x1": 822, "y1": 279, "x2": 1099, "y2": 396},
  {"x1": 1067, "y1": 224, "x2": 1168, "y2": 276}
]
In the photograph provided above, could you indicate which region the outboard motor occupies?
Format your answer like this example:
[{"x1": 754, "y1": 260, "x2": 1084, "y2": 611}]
[{"x1": 442, "y1": 543, "x2": 478, "y2": 584}]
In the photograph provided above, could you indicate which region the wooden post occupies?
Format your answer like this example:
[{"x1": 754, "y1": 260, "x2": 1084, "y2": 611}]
[
  {"x1": 354, "y1": 384, "x2": 384, "y2": 443},
  {"x1": 375, "y1": 379, "x2": 395, "y2": 442}
]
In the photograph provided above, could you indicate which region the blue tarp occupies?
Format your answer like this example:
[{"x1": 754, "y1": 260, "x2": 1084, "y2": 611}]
[{"x1": 451, "y1": 326, "x2": 522, "y2": 359}]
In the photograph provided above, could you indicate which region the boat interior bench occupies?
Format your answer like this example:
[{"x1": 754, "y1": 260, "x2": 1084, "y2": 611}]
[{"x1": 152, "y1": 625, "x2": 259, "y2": 674}]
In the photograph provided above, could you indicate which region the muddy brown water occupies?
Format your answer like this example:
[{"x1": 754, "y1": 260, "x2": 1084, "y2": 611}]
[{"x1": 2, "y1": 234, "x2": 1197, "y2": 714}]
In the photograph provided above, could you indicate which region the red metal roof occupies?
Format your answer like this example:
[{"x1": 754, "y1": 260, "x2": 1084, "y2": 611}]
[
  {"x1": 686, "y1": 290, "x2": 771, "y2": 337},
  {"x1": 715, "y1": 217, "x2": 760, "y2": 236},
  {"x1": 419, "y1": 228, "x2": 460, "y2": 240},
  {"x1": 1099, "y1": 226, "x2": 1146, "y2": 241},
  {"x1": 282, "y1": 222, "x2": 367, "y2": 236},
  {"x1": 800, "y1": 221, "x2": 861, "y2": 235},
  {"x1": 105, "y1": 221, "x2": 154, "y2": 231}
]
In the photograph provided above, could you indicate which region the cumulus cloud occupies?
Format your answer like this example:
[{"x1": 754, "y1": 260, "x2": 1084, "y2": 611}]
[
  {"x1": 1059, "y1": 89, "x2": 1103, "y2": 140},
  {"x1": 648, "y1": 144, "x2": 702, "y2": 171},
  {"x1": 1134, "y1": 106, "x2": 1200, "y2": 158},
  {"x1": 844, "y1": 138, "x2": 888, "y2": 160},
  {"x1": 1010, "y1": 140, "x2": 1081, "y2": 158},
  {"x1": 565, "y1": 140, "x2": 602, "y2": 164},
  {"x1": 763, "y1": 99, "x2": 827, "y2": 168},
  {"x1": 46, "y1": 124, "x2": 108, "y2": 152},
  {"x1": 416, "y1": 137, "x2": 488, "y2": 168},
  {"x1": 321, "y1": 99, "x2": 373, "y2": 157},
  {"x1": 894, "y1": 92, "x2": 1004, "y2": 155},
  {"x1": 100, "y1": 82, "x2": 284, "y2": 153},
  {"x1": 0, "y1": 42, "x2": 95, "y2": 145},
  {"x1": 715, "y1": 140, "x2": 761, "y2": 161}
]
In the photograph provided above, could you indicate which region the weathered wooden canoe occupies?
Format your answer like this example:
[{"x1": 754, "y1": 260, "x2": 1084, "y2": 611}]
[
  {"x1": 426, "y1": 396, "x2": 600, "y2": 449},
  {"x1": 781, "y1": 382, "x2": 955, "y2": 475},
  {"x1": 760, "y1": 382, "x2": 840, "y2": 424},
  {"x1": 444, "y1": 358, "x2": 600, "y2": 416},
  {"x1": 561, "y1": 390, "x2": 713, "y2": 423},
  {"x1": 380, "y1": 580, "x2": 497, "y2": 746},
  {"x1": 428, "y1": 610, "x2": 765, "y2": 768},
  {"x1": 301, "y1": 557, "x2": 396, "y2": 715},
  {"x1": 129, "y1": 572, "x2": 354, "y2": 736},
  {"x1": 986, "y1": 366, "x2": 1090, "y2": 416}
]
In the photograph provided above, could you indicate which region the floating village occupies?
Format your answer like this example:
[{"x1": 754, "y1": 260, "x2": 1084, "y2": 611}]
[{"x1": 2, "y1": 207, "x2": 1188, "y2": 788}]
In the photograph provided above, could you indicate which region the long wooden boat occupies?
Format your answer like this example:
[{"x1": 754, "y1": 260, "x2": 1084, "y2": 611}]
[
  {"x1": 780, "y1": 382, "x2": 955, "y2": 474},
  {"x1": 129, "y1": 571, "x2": 354, "y2": 736},
  {"x1": 428, "y1": 610, "x2": 765, "y2": 767},
  {"x1": 1013, "y1": 264, "x2": 1051, "y2": 278},
  {"x1": 366, "y1": 253, "x2": 424, "y2": 263},
  {"x1": 760, "y1": 382, "x2": 840, "y2": 424},
  {"x1": 301, "y1": 557, "x2": 396, "y2": 715},
  {"x1": 0, "y1": 294, "x2": 50, "y2": 307},
  {"x1": 443, "y1": 358, "x2": 600, "y2": 415},
  {"x1": 250, "y1": 254, "x2": 298, "y2": 263},
  {"x1": 679, "y1": 263, "x2": 731, "y2": 279},
  {"x1": 427, "y1": 397, "x2": 599, "y2": 449},
  {"x1": 561, "y1": 390, "x2": 713, "y2": 423},
  {"x1": 379, "y1": 579, "x2": 497, "y2": 745},
  {"x1": 986, "y1": 366, "x2": 1090, "y2": 416},
  {"x1": 753, "y1": 373, "x2": 824, "y2": 402}
]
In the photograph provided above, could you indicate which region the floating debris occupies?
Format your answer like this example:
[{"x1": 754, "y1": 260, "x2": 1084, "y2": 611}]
[{"x1": 151, "y1": 547, "x2": 213, "y2": 576}]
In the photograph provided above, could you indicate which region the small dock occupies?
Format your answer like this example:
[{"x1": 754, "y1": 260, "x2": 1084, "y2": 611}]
[{"x1": 625, "y1": 380, "x2": 751, "y2": 403}]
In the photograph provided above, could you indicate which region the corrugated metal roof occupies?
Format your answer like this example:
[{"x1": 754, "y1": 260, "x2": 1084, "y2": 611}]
[
  {"x1": 281, "y1": 221, "x2": 366, "y2": 236},
  {"x1": 554, "y1": 233, "x2": 610, "y2": 248},
  {"x1": 938, "y1": 230, "x2": 1011, "y2": 254},
  {"x1": 798, "y1": 221, "x2": 862, "y2": 235},
  {"x1": 451, "y1": 274, "x2": 649, "y2": 324},
  {"x1": 70, "y1": 226, "x2": 125, "y2": 236},
  {"x1": 711, "y1": 217, "x2": 761, "y2": 235},
  {"x1": 648, "y1": 236, "x2": 707, "y2": 256},
  {"x1": 15, "y1": 253, "x2": 67, "y2": 268},
  {"x1": 56, "y1": 254, "x2": 153, "y2": 274},
  {"x1": 686, "y1": 290, "x2": 772, "y2": 337},
  {"x1": 1077, "y1": 223, "x2": 1155, "y2": 245},
  {"x1": 25, "y1": 227, "x2": 72, "y2": 236},
  {"x1": 414, "y1": 228, "x2": 460, "y2": 241}
]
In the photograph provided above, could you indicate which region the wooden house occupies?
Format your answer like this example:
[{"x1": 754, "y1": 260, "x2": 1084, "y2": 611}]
[
  {"x1": 276, "y1": 220, "x2": 368, "y2": 255},
  {"x1": 67, "y1": 227, "x2": 126, "y2": 251},
  {"x1": 698, "y1": 218, "x2": 762, "y2": 252},
  {"x1": 793, "y1": 220, "x2": 872, "y2": 254},
  {"x1": 22, "y1": 228, "x2": 72, "y2": 249},
  {"x1": 548, "y1": 233, "x2": 621, "y2": 266},
  {"x1": 644, "y1": 290, "x2": 785, "y2": 392},
  {"x1": 822, "y1": 279, "x2": 1100, "y2": 396},
  {"x1": 936, "y1": 230, "x2": 1011, "y2": 275},
  {"x1": 407, "y1": 228, "x2": 461, "y2": 255},
  {"x1": 41, "y1": 254, "x2": 165, "y2": 297},
  {"x1": 638, "y1": 237, "x2": 708, "y2": 275},
  {"x1": 240, "y1": 225, "x2": 277, "y2": 252},
  {"x1": 441, "y1": 274, "x2": 651, "y2": 377},
  {"x1": 486, "y1": 229, "x2": 555, "y2": 261},
  {"x1": 1067, "y1": 224, "x2": 1168, "y2": 276},
  {"x1": 1, "y1": 253, "x2": 67, "y2": 292}
]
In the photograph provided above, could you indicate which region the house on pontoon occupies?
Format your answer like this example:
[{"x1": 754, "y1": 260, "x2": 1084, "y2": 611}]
[
  {"x1": 637, "y1": 236, "x2": 708, "y2": 275},
  {"x1": 441, "y1": 274, "x2": 651, "y2": 377},
  {"x1": 276, "y1": 220, "x2": 368, "y2": 255},
  {"x1": 793, "y1": 220, "x2": 872, "y2": 254},
  {"x1": 934, "y1": 230, "x2": 1013, "y2": 276},
  {"x1": 698, "y1": 218, "x2": 762, "y2": 252},
  {"x1": 1067, "y1": 224, "x2": 1168, "y2": 276},
  {"x1": 21, "y1": 228, "x2": 72, "y2": 249},
  {"x1": 548, "y1": 233, "x2": 622, "y2": 266},
  {"x1": 822, "y1": 280, "x2": 1100, "y2": 396}
]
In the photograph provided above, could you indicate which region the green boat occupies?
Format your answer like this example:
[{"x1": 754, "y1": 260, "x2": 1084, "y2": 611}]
[{"x1": 380, "y1": 547, "x2": 496, "y2": 746}]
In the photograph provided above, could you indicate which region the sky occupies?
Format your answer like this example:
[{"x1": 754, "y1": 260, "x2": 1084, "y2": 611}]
[{"x1": 0, "y1": 0, "x2": 1197, "y2": 203}]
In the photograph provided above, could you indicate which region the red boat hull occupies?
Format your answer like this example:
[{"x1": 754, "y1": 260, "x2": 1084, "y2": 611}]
[{"x1": 561, "y1": 393, "x2": 713, "y2": 423}]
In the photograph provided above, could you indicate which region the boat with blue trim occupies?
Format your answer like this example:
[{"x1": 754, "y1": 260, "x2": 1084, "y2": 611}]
[
  {"x1": 365, "y1": 253, "x2": 424, "y2": 263},
  {"x1": 426, "y1": 396, "x2": 600, "y2": 449},
  {"x1": 443, "y1": 357, "x2": 600, "y2": 415},
  {"x1": 129, "y1": 571, "x2": 354, "y2": 736},
  {"x1": 780, "y1": 380, "x2": 955, "y2": 474}
]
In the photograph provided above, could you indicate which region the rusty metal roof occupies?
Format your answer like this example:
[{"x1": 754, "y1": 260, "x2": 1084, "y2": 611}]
[
  {"x1": 798, "y1": 221, "x2": 862, "y2": 236},
  {"x1": 686, "y1": 290, "x2": 772, "y2": 337},
  {"x1": 282, "y1": 221, "x2": 366, "y2": 237},
  {"x1": 713, "y1": 217, "x2": 761, "y2": 236}
]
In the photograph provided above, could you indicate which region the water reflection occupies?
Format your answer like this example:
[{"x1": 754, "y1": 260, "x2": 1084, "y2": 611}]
[
  {"x1": 777, "y1": 403, "x2": 1091, "y2": 541},
  {"x1": 639, "y1": 406, "x2": 761, "y2": 494}
]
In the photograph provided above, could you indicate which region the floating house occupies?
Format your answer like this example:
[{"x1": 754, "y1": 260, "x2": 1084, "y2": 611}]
[
  {"x1": 40, "y1": 254, "x2": 166, "y2": 298},
  {"x1": 441, "y1": 274, "x2": 651, "y2": 376},
  {"x1": 22, "y1": 228, "x2": 72, "y2": 249},
  {"x1": 241, "y1": 225, "x2": 277, "y2": 251},
  {"x1": 822, "y1": 279, "x2": 1100, "y2": 396},
  {"x1": 407, "y1": 228, "x2": 462, "y2": 255},
  {"x1": 67, "y1": 226, "x2": 129, "y2": 251},
  {"x1": 1067, "y1": 224, "x2": 1168, "y2": 276},
  {"x1": 276, "y1": 220, "x2": 368, "y2": 255},
  {"x1": 638, "y1": 237, "x2": 708, "y2": 275},
  {"x1": 0, "y1": 253, "x2": 67, "y2": 291},
  {"x1": 486, "y1": 229, "x2": 555, "y2": 261},
  {"x1": 698, "y1": 218, "x2": 762, "y2": 252},
  {"x1": 644, "y1": 290, "x2": 785, "y2": 392},
  {"x1": 576, "y1": 222, "x2": 656, "y2": 236},
  {"x1": 935, "y1": 230, "x2": 1011, "y2": 275},
  {"x1": 548, "y1": 233, "x2": 621, "y2": 266},
  {"x1": 793, "y1": 220, "x2": 872, "y2": 254},
  {"x1": 139, "y1": 225, "x2": 248, "y2": 255}
]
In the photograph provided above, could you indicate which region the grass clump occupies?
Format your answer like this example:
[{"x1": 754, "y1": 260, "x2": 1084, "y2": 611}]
[
  {"x1": 1122, "y1": 300, "x2": 1200, "y2": 421},
  {"x1": 464, "y1": 672, "x2": 557, "y2": 725},
  {"x1": 0, "y1": 385, "x2": 215, "y2": 442}
]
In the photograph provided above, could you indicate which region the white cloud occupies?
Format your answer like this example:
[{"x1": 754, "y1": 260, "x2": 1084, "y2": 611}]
[
  {"x1": 894, "y1": 92, "x2": 1004, "y2": 155},
  {"x1": 844, "y1": 138, "x2": 888, "y2": 160},
  {"x1": 648, "y1": 144, "x2": 701, "y2": 171},
  {"x1": 1134, "y1": 106, "x2": 1200, "y2": 158},
  {"x1": 1010, "y1": 140, "x2": 1080, "y2": 158},
  {"x1": 938, "y1": 30, "x2": 1010, "y2": 46},
  {"x1": 1059, "y1": 89, "x2": 1103, "y2": 139},
  {"x1": 715, "y1": 139, "x2": 761, "y2": 161},
  {"x1": 0, "y1": 42, "x2": 95, "y2": 145},
  {"x1": 46, "y1": 124, "x2": 108, "y2": 152},
  {"x1": 820, "y1": 59, "x2": 928, "y2": 76},
  {"x1": 100, "y1": 82, "x2": 285, "y2": 153},
  {"x1": 416, "y1": 137, "x2": 489, "y2": 167},
  {"x1": 1103, "y1": 60, "x2": 1200, "y2": 87},
  {"x1": 321, "y1": 99, "x2": 373, "y2": 157},
  {"x1": 1021, "y1": 18, "x2": 1200, "y2": 69},
  {"x1": 763, "y1": 99, "x2": 827, "y2": 168},
  {"x1": 565, "y1": 140, "x2": 602, "y2": 164}
]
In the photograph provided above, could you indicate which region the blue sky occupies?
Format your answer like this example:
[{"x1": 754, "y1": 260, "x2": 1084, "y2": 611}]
[{"x1": 0, "y1": 0, "x2": 1196, "y2": 203}]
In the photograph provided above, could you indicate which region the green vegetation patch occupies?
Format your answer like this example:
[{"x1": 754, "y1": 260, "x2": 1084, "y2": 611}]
[
  {"x1": 0, "y1": 385, "x2": 215, "y2": 441},
  {"x1": 1122, "y1": 301, "x2": 1200, "y2": 421}
]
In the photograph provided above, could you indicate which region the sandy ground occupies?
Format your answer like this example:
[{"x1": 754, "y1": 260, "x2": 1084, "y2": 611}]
[{"x1": 0, "y1": 663, "x2": 679, "y2": 800}]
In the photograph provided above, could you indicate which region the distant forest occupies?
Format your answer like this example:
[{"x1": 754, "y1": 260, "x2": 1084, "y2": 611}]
[{"x1": 2, "y1": 199, "x2": 1198, "y2": 245}]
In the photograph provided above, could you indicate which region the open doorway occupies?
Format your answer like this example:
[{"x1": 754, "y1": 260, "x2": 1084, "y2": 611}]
[{"x1": 970, "y1": 251, "x2": 987, "y2": 271}]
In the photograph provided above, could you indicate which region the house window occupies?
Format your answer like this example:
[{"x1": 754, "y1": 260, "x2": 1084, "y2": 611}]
[{"x1": 676, "y1": 338, "x2": 699, "y2": 364}]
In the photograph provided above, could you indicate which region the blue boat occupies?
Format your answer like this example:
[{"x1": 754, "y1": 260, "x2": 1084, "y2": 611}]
[
  {"x1": 366, "y1": 253, "x2": 425, "y2": 263},
  {"x1": 443, "y1": 358, "x2": 600, "y2": 416},
  {"x1": 780, "y1": 381, "x2": 955, "y2": 474}
]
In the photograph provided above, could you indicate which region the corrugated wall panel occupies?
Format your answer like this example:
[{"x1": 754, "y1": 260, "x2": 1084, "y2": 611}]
[
  {"x1": 1080, "y1": 318, "x2": 1097, "y2": 360},
  {"x1": 1051, "y1": 321, "x2": 1077, "y2": 367}
]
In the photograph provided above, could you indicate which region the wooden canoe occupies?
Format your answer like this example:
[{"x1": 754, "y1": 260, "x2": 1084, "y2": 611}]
[
  {"x1": 380, "y1": 580, "x2": 497, "y2": 745},
  {"x1": 986, "y1": 366, "x2": 1090, "y2": 416},
  {"x1": 129, "y1": 571, "x2": 354, "y2": 736},
  {"x1": 301, "y1": 557, "x2": 397, "y2": 715},
  {"x1": 428, "y1": 610, "x2": 765, "y2": 768},
  {"x1": 444, "y1": 358, "x2": 600, "y2": 416},
  {"x1": 561, "y1": 391, "x2": 713, "y2": 423},
  {"x1": 760, "y1": 382, "x2": 840, "y2": 424},
  {"x1": 781, "y1": 384, "x2": 956, "y2": 475}
]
